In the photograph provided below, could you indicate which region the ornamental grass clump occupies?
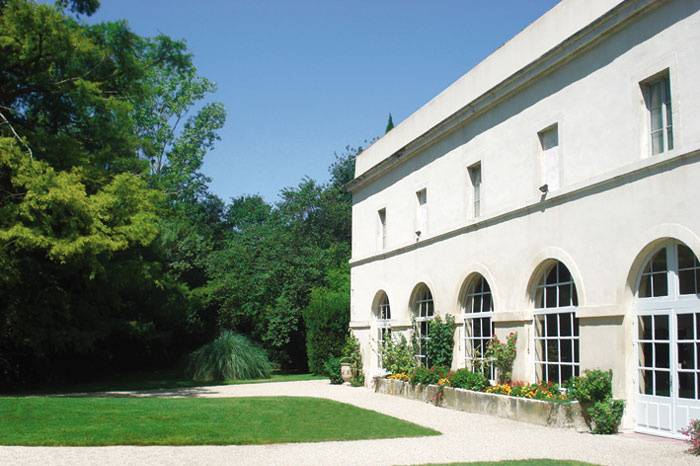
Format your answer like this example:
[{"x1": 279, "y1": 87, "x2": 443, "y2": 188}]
[{"x1": 188, "y1": 331, "x2": 272, "y2": 382}]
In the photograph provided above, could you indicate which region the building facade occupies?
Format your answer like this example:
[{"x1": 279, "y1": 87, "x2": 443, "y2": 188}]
[{"x1": 348, "y1": 0, "x2": 700, "y2": 439}]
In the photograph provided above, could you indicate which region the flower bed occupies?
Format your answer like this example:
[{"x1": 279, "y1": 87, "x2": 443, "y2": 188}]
[{"x1": 374, "y1": 377, "x2": 586, "y2": 430}]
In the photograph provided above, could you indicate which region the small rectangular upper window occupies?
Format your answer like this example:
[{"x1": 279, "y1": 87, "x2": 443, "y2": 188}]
[
  {"x1": 538, "y1": 124, "x2": 560, "y2": 192},
  {"x1": 468, "y1": 163, "x2": 481, "y2": 219},
  {"x1": 416, "y1": 189, "x2": 427, "y2": 238},
  {"x1": 377, "y1": 208, "x2": 386, "y2": 250},
  {"x1": 642, "y1": 72, "x2": 673, "y2": 155}
]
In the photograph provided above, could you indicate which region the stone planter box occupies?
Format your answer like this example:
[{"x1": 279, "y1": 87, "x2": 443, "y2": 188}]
[{"x1": 374, "y1": 377, "x2": 587, "y2": 430}]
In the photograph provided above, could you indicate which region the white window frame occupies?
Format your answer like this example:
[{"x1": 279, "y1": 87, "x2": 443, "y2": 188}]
[
  {"x1": 414, "y1": 287, "x2": 434, "y2": 366},
  {"x1": 415, "y1": 189, "x2": 427, "y2": 238},
  {"x1": 376, "y1": 293, "x2": 392, "y2": 367},
  {"x1": 636, "y1": 242, "x2": 700, "y2": 401},
  {"x1": 538, "y1": 124, "x2": 560, "y2": 192},
  {"x1": 463, "y1": 274, "x2": 494, "y2": 380},
  {"x1": 377, "y1": 208, "x2": 387, "y2": 251},
  {"x1": 468, "y1": 163, "x2": 482, "y2": 219},
  {"x1": 533, "y1": 261, "x2": 579, "y2": 385},
  {"x1": 642, "y1": 71, "x2": 673, "y2": 156}
]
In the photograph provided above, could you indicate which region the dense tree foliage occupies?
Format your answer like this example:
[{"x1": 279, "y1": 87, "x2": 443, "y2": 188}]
[{"x1": 0, "y1": 0, "x2": 360, "y2": 388}]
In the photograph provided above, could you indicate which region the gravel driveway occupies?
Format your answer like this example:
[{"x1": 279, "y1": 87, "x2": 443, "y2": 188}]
[{"x1": 0, "y1": 380, "x2": 694, "y2": 466}]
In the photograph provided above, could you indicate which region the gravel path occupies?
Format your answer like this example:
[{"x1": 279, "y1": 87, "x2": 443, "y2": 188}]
[{"x1": 0, "y1": 380, "x2": 694, "y2": 466}]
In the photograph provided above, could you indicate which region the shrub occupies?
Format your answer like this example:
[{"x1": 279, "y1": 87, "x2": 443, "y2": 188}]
[
  {"x1": 342, "y1": 332, "x2": 364, "y2": 386},
  {"x1": 188, "y1": 331, "x2": 272, "y2": 382},
  {"x1": 425, "y1": 314, "x2": 456, "y2": 368},
  {"x1": 323, "y1": 356, "x2": 343, "y2": 384},
  {"x1": 449, "y1": 368, "x2": 488, "y2": 391},
  {"x1": 486, "y1": 332, "x2": 517, "y2": 383},
  {"x1": 588, "y1": 399, "x2": 625, "y2": 434},
  {"x1": 410, "y1": 366, "x2": 449, "y2": 386},
  {"x1": 381, "y1": 334, "x2": 416, "y2": 375},
  {"x1": 568, "y1": 369, "x2": 624, "y2": 435},
  {"x1": 681, "y1": 419, "x2": 700, "y2": 455},
  {"x1": 303, "y1": 267, "x2": 350, "y2": 374},
  {"x1": 570, "y1": 369, "x2": 612, "y2": 404}
]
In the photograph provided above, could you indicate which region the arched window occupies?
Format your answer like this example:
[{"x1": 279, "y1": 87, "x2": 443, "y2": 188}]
[
  {"x1": 413, "y1": 285, "x2": 434, "y2": 365},
  {"x1": 463, "y1": 274, "x2": 494, "y2": 379},
  {"x1": 635, "y1": 242, "x2": 700, "y2": 436},
  {"x1": 533, "y1": 261, "x2": 579, "y2": 385},
  {"x1": 375, "y1": 292, "x2": 391, "y2": 367}
]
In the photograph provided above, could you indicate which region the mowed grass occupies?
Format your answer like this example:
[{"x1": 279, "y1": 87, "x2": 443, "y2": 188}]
[
  {"x1": 0, "y1": 396, "x2": 439, "y2": 446},
  {"x1": 7, "y1": 371, "x2": 327, "y2": 395}
]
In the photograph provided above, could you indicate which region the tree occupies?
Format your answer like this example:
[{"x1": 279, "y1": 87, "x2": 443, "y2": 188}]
[{"x1": 385, "y1": 113, "x2": 395, "y2": 133}]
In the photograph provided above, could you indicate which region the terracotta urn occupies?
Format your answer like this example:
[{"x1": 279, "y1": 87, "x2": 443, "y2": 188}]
[{"x1": 340, "y1": 362, "x2": 353, "y2": 384}]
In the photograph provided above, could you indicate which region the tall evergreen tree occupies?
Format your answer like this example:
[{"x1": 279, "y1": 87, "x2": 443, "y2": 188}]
[{"x1": 385, "y1": 113, "x2": 395, "y2": 133}]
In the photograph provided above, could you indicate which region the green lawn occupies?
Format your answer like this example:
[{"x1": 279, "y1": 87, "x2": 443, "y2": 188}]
[
  {"x1": 7, "y1": 370, "x2": 326, "y2": 395},
  {"x1": 417, "y1": 461, "x2": 598, "y2": 466},
  {"x1": 0, "y1": 396, "x2": 439, "y2": 446}
]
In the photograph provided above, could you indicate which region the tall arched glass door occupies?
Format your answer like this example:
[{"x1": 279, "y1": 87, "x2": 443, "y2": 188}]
[{"x1": 635, "y1": 242, "x2": 700, "y2": 438}]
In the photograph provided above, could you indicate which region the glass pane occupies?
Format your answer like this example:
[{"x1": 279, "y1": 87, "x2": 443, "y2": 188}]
[
  {"x1": 679, "y1": 372, "x2": 695, "y2": 399},
  {"x1": 678, "y1": 244, "x2": 696, "y2": 269},
  {"x1": 561, "y1": 365, "x2": 573, "y2": 383},
  {"x1": 546, "y1": 314, "x2": 558, "y2": 337},
  {"x1": 545, "y1": 287, "x2": 557, "y2": 308},
  {"x1": 652, "y1": 273, "x2": 668, "y2": 297},
  {"x1": 483, "y1": 318, "x2": 492, "y2": 338},
  {"x1": 535, "y1": 287, "x2": 544, "y2": 309},
  {"x1": 655, "y1": 315, "x2": 669, "y2": 340},
  {"x1": 573, "y1": 316, "x2": 579, "y2": 336},
  {"x1": 656, "y1": 371, "x2": 671, "y2": 397},
  {"x1": 651, "y1": 130, "x2": 663, "y2": 155},
  {"x1": 640, "y1": 369, "x2": 653, "y2": 395},
  {"x1": 640, "y1": 316, "x2": 653, "y2": 340},
  {"x1": 472, "y1": 295, "x2": 482, "y2": 313},
  {"x1": 678, "y1": 314, "x2": 694, "y2": 340},
  {"x1": 655, "y1": 343, "x2": 669, "y2": 368},
  {"x1": 559, "y1": 284, "x2": 571, "y2": 307},
  {"x1": 639, "y1": 275, "x2": 652, "y2": 298},
  {"x1": 574, "y1": 339, "x2": 579, "y2": 363},
  {"x1": 649, "y1": 82, "x2": 663, "y2": 131},
  {"x1": 667, "y1": 127, "x2": 674, "y2": 151},
  {"x1": 474, "y1": 319, "x2": 482, "y2": 338},
  {"x1": 652, "y1": 249, "x2": 667, "y2": 272},
  {"x1": 547, "y1": 340, "x2": 559, "y2": 363},
  {"x1": 678, "y1": 343, "x2": 695, "y2": 369},
  {"x1": 680, "y1": 270, "x2": 697, "y2": 295},
  {"x1": 559, "y1": 312, "x2": 572, "y2": 337},
  {"x1": 558, "y1": 263, "x2": 571, "y2": 282},
  {"x1": 545, "y1": 266, "x2": 557, "y2": 285},
  {"x1": 640, "y1": 342, "x2": 653, "y2": 367},
  {"x1": 561, "y1": 339, "x2": 573, "y2": 363},
  {"x1": 548, "y1": 364, "x2": 559, "y2": 384},
  {"x1": 535, "y1": 315, "x2": 545, "y2": 338},
  {"x1": 482, "y1": 293, "x2": 492, "y2": 312}
]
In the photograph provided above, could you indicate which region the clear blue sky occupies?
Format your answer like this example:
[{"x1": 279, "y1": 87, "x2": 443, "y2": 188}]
[{"x1": 86, "y1": 0, "x2": 559, "y2": 203}]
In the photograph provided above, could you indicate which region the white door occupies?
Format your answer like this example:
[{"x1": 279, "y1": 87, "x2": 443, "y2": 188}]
[{"x1": 635, "y1": 242, "x2": 700, "y2": 438}]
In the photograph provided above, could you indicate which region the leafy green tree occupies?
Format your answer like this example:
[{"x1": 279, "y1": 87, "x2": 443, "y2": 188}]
[{"x1": 303, "y1": 265, "x2": 350, "y2": 374}]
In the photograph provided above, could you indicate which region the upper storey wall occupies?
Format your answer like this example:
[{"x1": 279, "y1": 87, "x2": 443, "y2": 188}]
[
  {"x1": 354, "y1": 0, "x2": 623, "y2": 177},
  {"x1": 350, "y1": 1, "x2": 700, "y2": 261}
]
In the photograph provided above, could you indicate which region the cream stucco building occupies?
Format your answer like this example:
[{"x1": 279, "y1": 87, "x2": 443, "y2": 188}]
[{"x1": 348, "y1": 0, "x2": 700, "y2": 439}]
